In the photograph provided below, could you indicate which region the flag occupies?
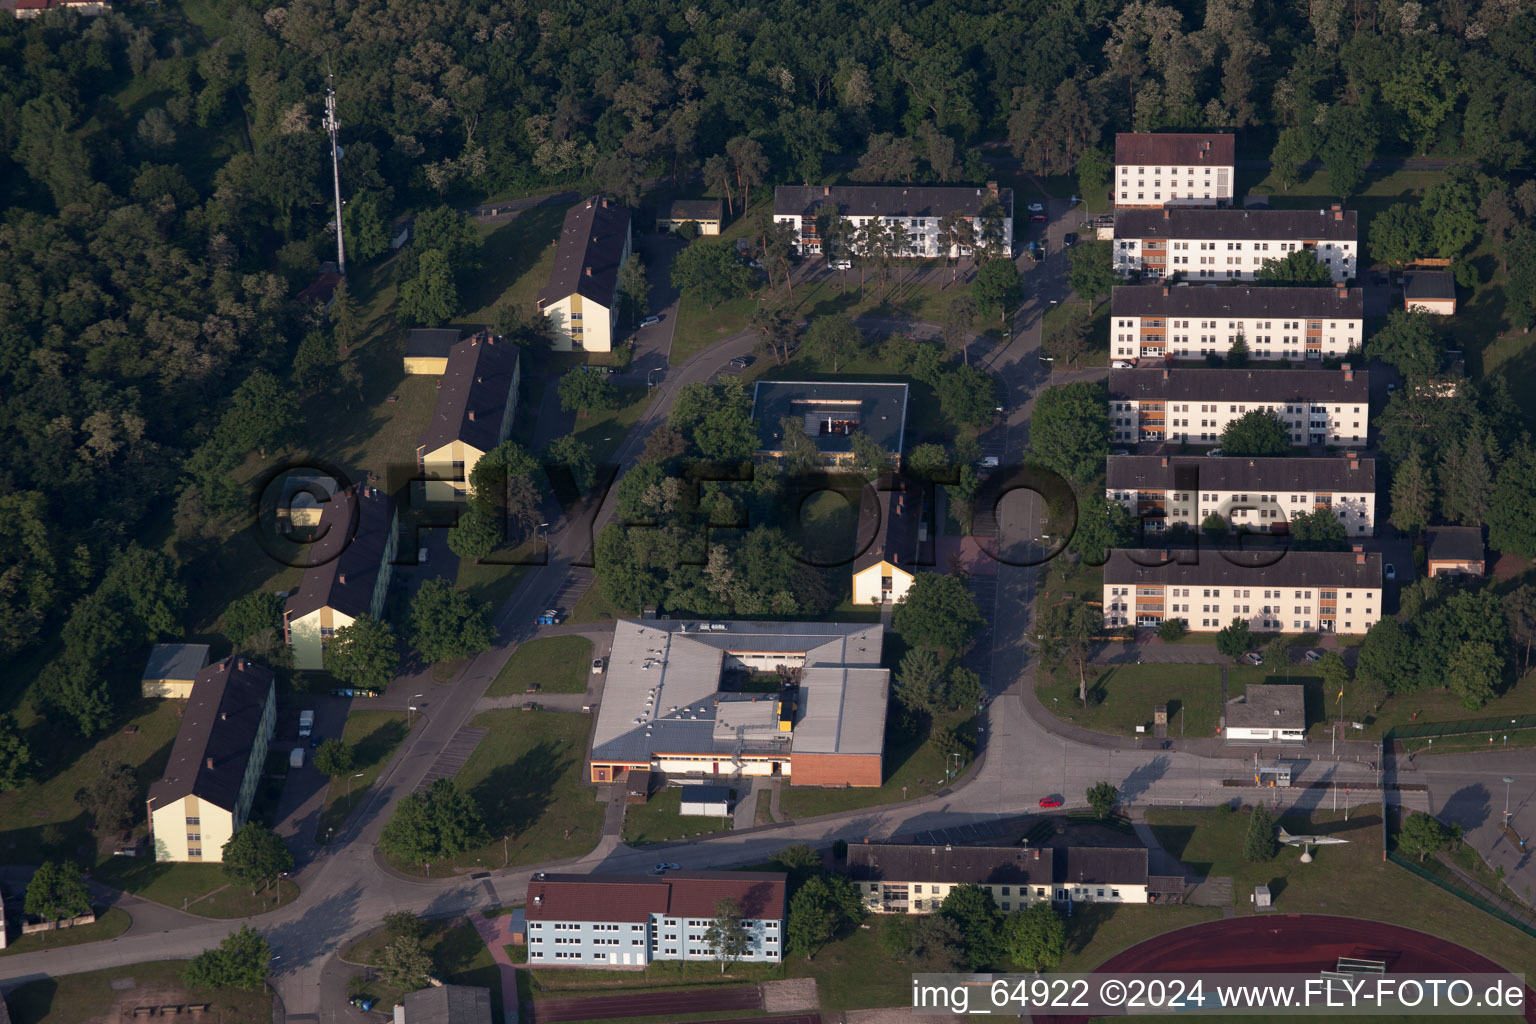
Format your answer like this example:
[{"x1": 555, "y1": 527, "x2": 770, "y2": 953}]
[{"x1": 1336, "y1": 688, "x2": 1344, "y2": 704}]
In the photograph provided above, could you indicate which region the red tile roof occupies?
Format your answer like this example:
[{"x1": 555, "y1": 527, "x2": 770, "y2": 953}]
[
  {"x1": 526, "y1": 872, "x2": 788, "y2": 923},
  {"x1": 1115, "y1": 133, "x2": 1235, "y2": 167}
]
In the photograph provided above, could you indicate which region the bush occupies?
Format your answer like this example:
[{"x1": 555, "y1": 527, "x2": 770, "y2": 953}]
[
  {"x1": 1217, "y1": 801, "x2": 1235, "y2": 815},
  {"x1": 1157, "y1": 619, "x2": 1187, "y2": 642}
]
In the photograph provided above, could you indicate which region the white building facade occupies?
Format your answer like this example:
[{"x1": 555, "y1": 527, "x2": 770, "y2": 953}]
[
  {"x1": 773, "y1": 184, "x2": 1014, "y2": 259},
  {"x1": 1113, "y1": 207, "x2": 1358, "y2": 282},
  {"x1": 1114, "y1": 133, "x2": 1235, "y2": 208},
  {"x1": 1107, "y1": 454, "x2": 1377, "y2": 536},
  {"x1": 1103, "y1": 548, "x2": 1384, "y2": 634},
  {"x1": 1107, "y1": 366, "x2": 1369, "y2": 448},
  {"x1": 1111, "y1": 284, "x2": 1363, "y2": 362}
]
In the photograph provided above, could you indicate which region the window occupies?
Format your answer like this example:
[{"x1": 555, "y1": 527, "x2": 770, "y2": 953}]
[
  {"x1": 185, "y1": 817, "x2": 200, "y2": 826},
  {"x1": 188, "y1": 847, "x2": 202, "y2": 857},
  {"x1": 187, "y1": 832, "x2": 201, "y2": 843}
]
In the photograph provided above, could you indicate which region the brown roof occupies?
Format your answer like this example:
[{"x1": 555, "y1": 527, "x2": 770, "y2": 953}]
[
  {"x1": 1106, "y1": 455, "x2": 1375, "y2": 495},
  {"x1": 1107, "y1": 366, "x2": 1369, "y2": 406},
  {"x1": 538, "y1": 197, "x2": 631, "y2": 309},
  {"x1": 853, "y1": 476, "x2": 929, "y2": 575},
  {"x1": 527, "y1": 872, "x2": 787, "y2": 923},
  {"x1": 282, "y1": 485, "x2": 396, "y2": 622},
  {"x1": 774, "y1": 184, "x2": 1013, "y2": 221},
  {"x1": 1055, "y1": 847, "x2": 1148, "y2": 886},
  {"x1": 416, "y1": 330, "x2": 520, "y2": 455},
  {"x1": 148, "y1": 657, "x2": 274, "y2": 811},
  {"x1": 1115, "y1": 207, "x2": 1357, "y2": 242},
  {"x1": 847, "y1": 843, "x2": 1055, "y2": 886},
  {"x1": 1115, "y1": 133, "x2": 1235, "y2": 167},
  {"x1": 1112, "y1": 284, "x2": 1362, "y2": 320},
  {"x1": 659, "y1": 198, "x2": 723, "y2": 223},
  {"x1": 297, "y1": 270, "x2": 342, "y2": 306},
  {"x1": 1103, "y1": 548, "x2": 1383, "y2": 590}
]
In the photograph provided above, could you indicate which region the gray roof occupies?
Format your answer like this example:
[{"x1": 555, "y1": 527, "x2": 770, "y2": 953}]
[
  {"x1": 1404, "y1": 271, "x2": 1455, "y2": 301},
  {"x1": 1228, "y1": 684, "x2": 1306, "y2": 731},
  {"x1": 774, "y1": 184, "x2": 1013, "y2": 221},
  {"x1": 400, "y1": 985, "x2": 492, "y2": 1024},
  {"x1": 1115, "y1": 133, "x2": 1235, "y2": 167},
  {"x1": 142, "y1": 642, "x2": 211, "y2": 681},
  {"x1": 679, "y1": 785, "x2": 733, "y2": 806},
  {"x1": 1106, "y1": 455, "x2": 1375, "y2": 495},
  {"x1": 539, "y1": 197, "x2": 631, "y2": 309},
  {"x1": 848, "y1": 843, "x2": 1055, "y2": 886},
  {"x1": 1427, "y1": 526, "x2": 1484, "y2": 563},
  {"x1": 1055, "y1": 847, "x2": 1149, "y2": 887},
  {"x1": 403, "y1": 328, "x2": 461, "y2": 360},
  {"x1": 1115, "y1": 207, "x2": 1357, "y2": 242},
  {"x1": 1108, "y1": 366, "x2": 1369, "y2": 405},
  {"x1": 1103, "y1": 548, "x2": 1383, "y2": 590},
  {"x1": 283, "y1": 485, "x2": 396, "y2": 622},
  {"x1": 416, "y1": 331, "x2": 519, "y2": 456},
  {"x1": 590, "y1": 620, "x2": 887, "y2": 766},
  {"x1": 659, "y1": 198, "x2": 723, "y2": 223},
  {"x1": 853, "y1": 476, "x2": 929, "y2": 575},
  {"x1": 1112, "y1": 284, "x2": 1362, "y2": 320},
  {"x1": 149, "y1": 657, "x2": 274, "y2": 811},
  {"x1": 751, "y1": 381, "x2": 909, "y2": 457}
]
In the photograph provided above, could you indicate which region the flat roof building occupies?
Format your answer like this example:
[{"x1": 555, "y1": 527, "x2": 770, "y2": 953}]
[
  {"x1": 1226, "y1": 684, "x2": 1306, "y2": 742},
  {"x1": 141, "y1": 643, "x2": 211, "y2": 699},
  {"x1": 848, "y1": 842, "x2": 1152, "y2": 910},
  {"x1": 590, "y1": 620, "x2": 889, "y2": 788},
  {"x1": 751, "y1": 381, "x2": 909, "y2": 467}
]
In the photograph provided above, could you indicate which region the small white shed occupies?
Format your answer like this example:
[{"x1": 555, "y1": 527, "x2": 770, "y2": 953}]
[{"x1": 679, "y1": 785, "x2": 732, "y2": 817}]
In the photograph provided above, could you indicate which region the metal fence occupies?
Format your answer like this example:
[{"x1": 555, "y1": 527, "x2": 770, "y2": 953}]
[
  {"x1": 1384, "y1": 714, "x2": 1536, "y2": 741},
  {"x1": 1385, "y1": 850, "x2": 1536, "y2": 941}
]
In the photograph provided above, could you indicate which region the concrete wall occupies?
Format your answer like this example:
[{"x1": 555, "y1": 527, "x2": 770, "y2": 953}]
[
  {"x1": 1109, "y1": 487, "x2": 1376, "y2": 536},
  {"x1": 152, "y1": 795, "x2": 234, "y2": 863}
]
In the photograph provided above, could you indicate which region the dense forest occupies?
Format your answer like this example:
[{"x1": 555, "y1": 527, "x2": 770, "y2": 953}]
[{"x1": 11, "y1": 0, "x2": 1536, "y2": 733}]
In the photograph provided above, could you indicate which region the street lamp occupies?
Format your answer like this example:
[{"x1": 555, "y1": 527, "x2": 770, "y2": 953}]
[
  {"x1": 537, "y1": 522, "x2": 550, "y2": 548},
  {"x1": 348, "y1": 771, "x2": 364, "y2": 808},
  {"x1": 647, "y1": 367, "x2": 663, "y2": 388},
  {"x1": 1504, "y1": 776, "x2": 1515, "y2": 827},
  {"x1": 503, "y1": 834, "x2": 510, "y2": 867},
  {"x1": 409, "y1": 694, "x2": 424, "y2": 726}
]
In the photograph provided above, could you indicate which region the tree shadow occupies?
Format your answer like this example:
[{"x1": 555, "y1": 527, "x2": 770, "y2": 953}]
[
  {"x1": 1150, "y1": 824, "x2": 1197, "y2": 866},
  {"x1": 354, "y1": 718, "x2": 411, "y2": 770},
  {"x1": 469, "y1": 741, "x2": 571, "y2": 838},
  {"x1": 263, "y1": 879, "x2": 364, "y2": 978},
  {"x1": 1439, "y1": 782, "x2": 1493, "y2": 833},
  {"x1": 1118, "y1": 754, "x2": 1170, "y2": 806}
]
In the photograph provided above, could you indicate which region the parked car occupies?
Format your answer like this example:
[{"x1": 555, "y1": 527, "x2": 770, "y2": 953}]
[
  {"x1": 1029, "y1": 212, "x2": 1048, "y2": 222},
  {"x1": 1207, "y1": 448, "x2": 1225, "y2": 458},
  {"x1": 1038, "y1": 797, "x2": 1063, "y2": 809},
  {"x1": 592, "y1": 658, "x2": 605, "y2": 675},
  {"x1": 1062, "y1": 233, "x2": 1078, "y2": 247},
  {"x1": 1027, "y1": 241, "x2": 1042, "y2": 261},
  {"x1": 653, "y1": 862, "x2": 680, "y2": 873},
  {"x1": 525, "y1": 684, "x2": 541, "y2": 693},
  {"x1": 1110, "y1": 449, "x2": 1131, "y2": 456},
  {"x1": 1242, "y1": 651, "x2": 1264, "y2": 666},
  {"x1": 521, "y1": 702, "x2": 543, "y2": 711},
  {"x1": 728, "y1": 355, "x2": 754, "y2": 368},
  {"x1": 1026, "y1": 202, "x2": 1045, "y2": 212},
  {"x1": 977, "y1": 456, "x2": 1000, "y2": 469},
  {"x1": 830, "y1": 259, "x2": 852, "y2": 270},
  {"x1": 298, "y1": 710, "x2": 314, "y2": 738},
  {"x1": 536, "y1": 608, "x2": 562, "y2": 625},
  {"x1": 1303, "y1": 649, "x2": 1323, "y2": 663},
  {"x1": 1112, "y1": 360, "x2": 1135, "y2": 369},
  {"x1": 640, "y1": 315, "x2": 661, "y2": 328},
  {"x1": 1385, "y1": 563, "x2": 1397, "y2": 581}
]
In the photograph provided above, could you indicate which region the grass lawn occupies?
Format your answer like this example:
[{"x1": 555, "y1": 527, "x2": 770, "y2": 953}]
[
  {"x1": 387, "y1": 710, "x2": 602, "y2": 875},
  {"x1": 315, "y1": 711, "x2": 416, "y2": 844},
  {"x1": 1147, "y1": 807, "x2": 1536, "y2": 975},
  {"x1": 798, "y1": 488, "x2": 860, "y2": 569},
  {"x1": 1058, "y1": 902, "x2": 1223, "y2": 973},
  {"x1": 1036, "y1": 663, "x2": 1224, "y2": 739},
  {"x1": 620, "y1": 786, "x2": 735, "y2": 845},
  {"x1": 784, "y1": 914, "x2": 937, "y2": 1011},
  {"x1": 4, "y1": 960, "x2": 271, "y2": 1024},
  {"x1": 0, "y1": 699, "x2": 183, "y2": 872},
  {"x1": 92, "y1": 858, "x2": 299, "y2": 918},
  {"x1": 777, "y1": 710, "x2": 976, "y2": 818},
  {"x1": 574, "y1": 385, "x2": 654, "y2": 469},
  {"x1": 0, "y1": 908, "x2": 130, "y2": 958},
  {"x1": 486, "y1": 635, "x2": 594, "y2": 697},
  {"x1": 345, "y1": 917, "x2": 506, "y2": 1022},
  {"x1": 1040, "y1": 555, "x2": 1104, "y2": 603},
  {"x1": 1041, "y1": 299, "x2": 1109, "y2": 367},
  {"x1": 571, "y1": 583, "x2": 627, "y2": 625},
  {"x1": 670, "y1": 290, "x2": 757, "y2": 365},
  {"x1": 523, "y1": 958, "x2": 779, "y2": 997},
  {"x1": 459, "y1": 205, "x2": 568, "y2": 324}
]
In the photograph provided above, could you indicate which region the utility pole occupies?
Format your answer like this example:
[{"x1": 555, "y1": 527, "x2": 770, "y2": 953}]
[{"x1": 323, "y1": 65, "x2": 347, "y2": 277}]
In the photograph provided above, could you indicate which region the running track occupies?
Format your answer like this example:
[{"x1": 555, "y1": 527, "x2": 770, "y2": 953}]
[
  {"x1": 528, "y1": 983, "x2": 762, "y2": 1022},
  {"x1": 1042, "y1": 915, "x2": 1536, "y2": 1024}
]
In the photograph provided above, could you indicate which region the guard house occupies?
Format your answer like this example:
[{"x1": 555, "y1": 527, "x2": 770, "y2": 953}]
[
  {"x1": 750, "y1": 381, "x2": 909, "y2": 468},
  {"x1": 1426, "y1": 526, "x2": 1485, "y2": 579},
  {"x1": 1225, "y1": 684, "x2": 1306, "y2": 743}
]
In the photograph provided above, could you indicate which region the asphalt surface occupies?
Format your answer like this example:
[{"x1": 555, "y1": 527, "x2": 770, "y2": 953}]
[{"x1": 2, "y1": 191, "x2": 1533, "y2": 1020}]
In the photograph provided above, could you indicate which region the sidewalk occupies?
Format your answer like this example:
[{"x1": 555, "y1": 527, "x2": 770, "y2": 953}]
[{"x1": 470, "y1": 913, "x2": 521, "y2": 1024}]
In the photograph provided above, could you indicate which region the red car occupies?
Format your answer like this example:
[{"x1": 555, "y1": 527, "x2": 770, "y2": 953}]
[
  {"x1": 1039, "y1": 797, "x2": 1063, "y2": 808},
  {"x1": 1029, "y1": 213, "x2": 1048, "y2": 222}
]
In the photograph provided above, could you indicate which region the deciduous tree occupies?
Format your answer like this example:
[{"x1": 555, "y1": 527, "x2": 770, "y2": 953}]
[
  {"x1": 1221, "y1": 409, "x2": 1291, "y2": 456},
  {"x1": 1030, "y1": 381, "x2": 1109, "y2": 483},
  {"x1": 314, "y1": 739, "x2": 355, "y2": 777},
  {"x1": 1004, "y1": 902, "x2": 1065, "y2": 972},
  {"x1": 409, "y1": 578, "x2": 494, "y2": 665},
  {"x1": 184, "y1": 926, "x2": 271, "y2": 992},
  {"x1": 704, "y1": 897, "x2": 752, "y2": 973},
  {"x1": 1087, "y1": 781, "x2": 1118, "y2": 819},
  {"x1": 379, "y1": 778, "x2": 488, "y2": 865},
  {"x1": 24, "y1": 861, "x2": 90, "y2": 922},
  {"x1": 1066, "y1": 241, "x2": 1116, "y2": 309},
  {"x1": 558, "y1": 368, "x2": 619, "y2": 418},
  {"x1": 221, "y1": 822, "x2": 294, "y2": 894},
  {"x1": 893, "y1": 574, "x2": 984, "y2": 655},
  {"x1": 76, "y1": 761, "x2": 138, "y2": 832},
  {"x1": 1254, "y1": 249, "x2": 1332, "y2": 285},
  {"x1": 1216, "y1": 618, "x2": 1254, "y2": 661},
  {"x1": 325, "y1": 616, "x2": 398, "y2": 689}
]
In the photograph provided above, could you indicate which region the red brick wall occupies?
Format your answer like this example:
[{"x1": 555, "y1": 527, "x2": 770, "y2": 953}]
[{"x1": 791, "y1": 752, "x2": 882, "y2": 788}]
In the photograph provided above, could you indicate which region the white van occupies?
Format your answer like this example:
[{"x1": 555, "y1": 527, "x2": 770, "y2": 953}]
[{"x1": 290, "y1": 747, "x2": 305, "y2": 769}]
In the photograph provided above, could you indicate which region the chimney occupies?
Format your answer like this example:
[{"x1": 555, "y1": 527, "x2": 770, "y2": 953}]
[
  {"x1": 1336, "y1": 282, "x2": 1346, "y2": 296},
  {"x1": 338, "y1": 574, "x2": 347, "y2": 585},
  {"x1": 1162, "y1": 285, "x2": 1169, "y2": 296},
  {"x1": 585, "y1": 200, "x2": 592, "y2": 209},
  {"x1": 468, "y1": 410, "x2": 476, "y2": 422},
  {"x1": 1160, "y1": 456, "x2": 1168, "y2": 467},
  {"x1": 986, "y1": 180, "x2": 999, "y2": 197},
  {"x1": 1033, "y1": 848, "x2": 1039, "y2": 860},
  {"x1": 1163, "y1": 208, "x2": 1170, "y2": 220},
  {"x1": 1162, "y1": 368, "x2": 1169, "y2": 380},
  {"x1": 205, "y1": 758, "x2": 214, "y2": 770},
  {"x1": 220, "y1": 712, "x2": 227, "y2": 721},
  {"x1": 1350, "y1": 456, "x2": 1360, "y2": 470},
  {"x1": 1356, "y1": 551, "x2": 1366, "y2": 565},
  {"x1": 823, "y1": 186, "x2": 830, "y2": 197},
  {"x1": 1162, "y1": 549, "x2": 1169, "y2": 562},
  {"x1": 1342, "y1": 363, "x2": 1353, "y2": 382},
  {"x1": 1352, "y1": 543, "x2": 1363, "y2": 553},
  {"x1": 584, "y1": 267, "x2": 592, "y2": 277}
]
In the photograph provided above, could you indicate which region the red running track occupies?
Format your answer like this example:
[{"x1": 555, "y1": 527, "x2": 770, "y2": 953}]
[
  {"x1": 1041, "y1": 914, "x2": 1535, "y2": 1024},
  {"x1": 528, "y1": 983, "x2": 762, "y2": 1023}
]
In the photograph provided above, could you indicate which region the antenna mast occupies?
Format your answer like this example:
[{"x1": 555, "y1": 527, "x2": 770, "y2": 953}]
[{"x1": 323, "y1": 66, "x2": 347, "y2": 277}]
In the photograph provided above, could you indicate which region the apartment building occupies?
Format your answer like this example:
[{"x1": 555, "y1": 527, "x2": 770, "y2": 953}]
[
  {"x1": 773, "y1": 183, "x2": 1014, "y2": 259},
  {"x1": 851, "y1": 476, "x2": 931, "y2": 605},
  {"x1": 1111, "y1": 284, "x2": 1363, "y2": 362},
  {"x1": 526, "y1": 872, "x2": 786, "y2": 967},
  {"x1": 1107, "y1": 366, "x2": 1369, "y2": 448},
  {"x1": 1114, "y1": 133, "x2": 1235, "y2": 208},
  {"x1": 1107, "y1": 454, "x2": 1376, "y2": 536},
  {"x1": 847, "y1": 843, "x2": 1174, "y2": 912},
  {"x1": 538, "y1": 197, "x2": 633, "y2": 352},
  {"x1": 1113, "y1": 207, "x2": 1358, "y2": 282},
  {"x1": 1103, "y1": 547, "x2": 1384, "y2": 634},
  {"x1": 148, "y1": 657, "x2": 277, "y2": 862},
  {"x1": 415, "y1": 330, "x2": 521, "y2": 500}
]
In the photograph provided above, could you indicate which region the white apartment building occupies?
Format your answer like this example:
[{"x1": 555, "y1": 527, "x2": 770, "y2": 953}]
[
  {"x1": 1111, "y1": 284, "x2": 1363, "y2": 362},
  {"x1": 773, "y1": 183, "x2": 1013, "y2": 259},
  {"x1": 1107, "y1": 454, "x2": 1377, "y2": 536},
  {"x1": 1103, "y1": 548, "x2": 1384, "y2": 635},
  {"x1": 1114, "y1": 133, "x2": 1235, "y2": 208},
  {"x1": 1113, "y1": 207, "x2": 1358, "y2": 282},
  {"x1": 1107, "y1": 366, "x2": 1369, "y2": 448}
]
